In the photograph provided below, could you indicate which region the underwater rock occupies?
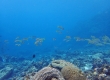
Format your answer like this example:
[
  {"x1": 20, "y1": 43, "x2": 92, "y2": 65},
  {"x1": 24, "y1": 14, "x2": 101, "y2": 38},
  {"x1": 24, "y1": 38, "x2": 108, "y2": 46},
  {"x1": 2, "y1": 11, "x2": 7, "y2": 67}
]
[
  {"x1": 0, "y1": 66, "x2": 13, "y2": 80},
  {"x1": 31, "y1": 67, "x2": 65, "y2": 80}
]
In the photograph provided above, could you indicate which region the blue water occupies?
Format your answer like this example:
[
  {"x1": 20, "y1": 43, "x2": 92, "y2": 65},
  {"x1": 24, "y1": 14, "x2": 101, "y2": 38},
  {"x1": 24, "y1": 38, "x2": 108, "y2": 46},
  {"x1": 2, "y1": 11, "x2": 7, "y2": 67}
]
[
  {"x1": 1, "y1": 0, "x2": 110, "y2": 80},
  {"x1": 0, "y1": 0, "x2": 110, "y2": 58}
]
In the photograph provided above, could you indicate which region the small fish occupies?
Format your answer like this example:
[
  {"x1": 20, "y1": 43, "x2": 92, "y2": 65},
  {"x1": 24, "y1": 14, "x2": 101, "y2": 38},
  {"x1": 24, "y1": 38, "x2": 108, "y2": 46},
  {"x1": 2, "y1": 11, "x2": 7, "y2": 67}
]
[
  {"x1": 74, "y1": 37, "x2": 83, "y2": 41},
  {"x1": 56, "y1": 30, "x2": 62, "y2": 34},
  {"x1": 32, "y1": 54, "x2": 36, "y2": 63},
  {"x1": 63, "y1": 36, "x2": 71, "y2": 42},
  {"x1": 15, "y1": 40, "x2": 24, "y2": 44},
  {"x1": 57, "y1": 26, "x2": 64, "y2": 30},
  {"x1": 22, "y1": 38, "x2": 28, "y2": 41},
  {"x1": 32, "y1": 54, "x2": 36, "y2": 58}
]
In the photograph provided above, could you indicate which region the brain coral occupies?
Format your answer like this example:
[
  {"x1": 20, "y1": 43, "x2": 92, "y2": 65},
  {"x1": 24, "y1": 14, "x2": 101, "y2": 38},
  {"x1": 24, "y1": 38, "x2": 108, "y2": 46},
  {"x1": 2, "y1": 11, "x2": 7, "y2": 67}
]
[
  {"x1": 49, "y1": 60, "x2": 73, "y2": 70},
  {"x1": 32, "y1": 67, "x2": 65, "y2": 80},
  {"x1": 61, "y1": 65, "x2": 86, "y2": 80}
]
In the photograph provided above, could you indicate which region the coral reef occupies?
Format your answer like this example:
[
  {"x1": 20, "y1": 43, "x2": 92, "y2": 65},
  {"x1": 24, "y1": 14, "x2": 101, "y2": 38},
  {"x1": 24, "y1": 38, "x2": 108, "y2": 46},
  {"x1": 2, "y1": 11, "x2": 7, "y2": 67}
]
[
  {"x1": 85, "y1": 64, "x2": 110, "y2": 80},
  {"x1": 49, "y1": 60, "x2": 86, "y2": 80},
  {"x1": 61, "y1": 65, "x2": 86, "y2": 80},
  {"x1": 1, "y1": 49, "x2": 110, "y2": 79},
  {"x1": 30, "y1": 67, "x2": 65, "y2": 80}
]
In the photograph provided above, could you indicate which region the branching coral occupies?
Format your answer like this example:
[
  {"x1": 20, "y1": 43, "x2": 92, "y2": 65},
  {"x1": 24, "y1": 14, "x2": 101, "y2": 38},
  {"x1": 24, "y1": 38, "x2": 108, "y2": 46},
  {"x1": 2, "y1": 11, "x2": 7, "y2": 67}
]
[{"x1": 32, "y1": 67, "x2": 65, "y2": 80}]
